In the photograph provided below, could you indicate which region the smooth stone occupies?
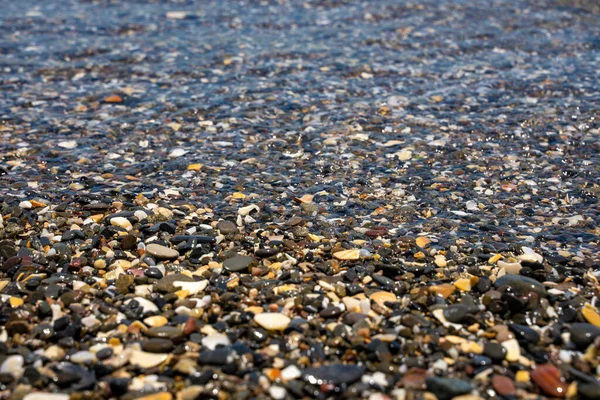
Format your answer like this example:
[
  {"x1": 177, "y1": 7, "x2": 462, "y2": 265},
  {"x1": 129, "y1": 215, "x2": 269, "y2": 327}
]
[
  {"x1": 494, "y1": 275, "x2": 546, "y2": 296},
  {"x1": 425, "y1": 376, "x2": 473, "y2": 400},
  {"x1": 302, "y1": 364, "x2": 366, "y2": 385},
  {"x1": 130, "y1": 350, "x2": 168, "y2": 369},
  {"x1": 202, "y1": 333, "x2": 231, "y2": 350},
  {"x1": 569, "y1": 323, "x2": 600, "y2": 350},
  {"x1": 172, "y1": 280, "x2": 208, "y2": 295},
  {"x1": 144, "y1": 316, "x2": 169, "y2": 327},
  {"x1": 492, "y1": 374, "x2": 516, "y2": 396},
  {"x1": 333, "y1": 249, "x2": 360, "y2": 260},
  {"x1": 530, "y1": 364, "x2": 568, "y2": 398},
  {"x1": 0, "y1": 355, "x2": 24, "y2": 378},
  {"x1": 146, "y1": 326, "x2": 183, "y2": 340},
  {"x1": 146, "y1": 243, "x2": 179, "y2": 259},
  {"x1": 70, "y1": 351, "x2": 96, "y2": 364},
  {"x1": 145, "y1": 267, "x2": 164, "y2": 279},
  {"x1": 281, "y1": 365, "x2": 302, "y2": 380},
  {"x1": 502, "y1": 339, "x2": 521, "y2": 362},
  {"x1": 223, "y1": 255, "x2": 256, "y2": 272},
  {"x1": 216, "y1": 220, "x2": 238, "y2": 234},
  {"x1": 254, "y1": 313, "x2": 291, "y2": 331},
  {"x1": 443, "y1": 304, "x2": 471, "y2": 323},
  {"x1": 483, "y1": 342, "x2": 507, "y2": 362},
  {"x1": 110, "y1": 217, "x2": 132, "y2": 231},
  {"x1": 142, "y1": 338, "x2": 174, "y2": 353},
  {"x1": 508, "y1": 323, "x2": 540, "y2": 344}
]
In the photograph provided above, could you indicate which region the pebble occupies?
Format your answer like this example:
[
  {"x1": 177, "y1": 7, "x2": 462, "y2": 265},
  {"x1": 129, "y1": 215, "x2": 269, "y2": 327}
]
[
  {"x1": 254, "y1": 313, "x2": 291, "y2": 331},
  {"x1": 492, "y1": 374, "x2": 516, "y2": 396},
  {"x1": 144, "y1": 316, "x2": 169, "y2": 327},
  {"x1": 173, "y1": 280, "x2": 208, "y2": 295},
  {"x1": 126, "y1": 297, "x2": 159, "y2": 313},
  {"x1": 501, "y1": 339, "x2": 521, "y2": 362},
  {"x1": 302, "y1": 364, "x2": 365, "y2": 385},
  {"x1": 530, "y1": 364, "x2": 568, "y2": 398},
  {"x1": 333, "y1": 249, "x2": 360, "y2": 260},
  {"x1": 146, "y1": 243, "x2": 180, "y2": 259},
  {"x1": 508, "y1": 323, "x2": 540, "y2": 344},
  {"x1": 110, "y1": 216, "x2": 133, "y2": 231},
  {"x1": 281, "y1": 364, "x2": 302, "y2": 380},
  {"x1": 268, "y1": 386, "x2": 287, "y2": 400},
  {"x1": 0, "y1": 355, "x2": 24, "y2": 378},
  {"x1": 569, "y1": 323, "x2": 600, "y2": 350},
  {"x1": 425, "y1": 376, "x2": 473, "y2": 400},
  {"x1": 494, "y1": 274, "x2": 546, "y2": 296},
  {"x1": 223, "y1": 255, "x2": 256, "y2": 272},
  {"x1": 201, "y1": 333, "x2": 231, "y2": 350},
  {"x1": 130, "y1": 350, "x2": 169, "y2": 369},
  {"x1": 581, "y1": 303, "x2": 600, "y2": 327},
  {"x1": 217, "y1": 220, "x2": 238, "y2": 234}
]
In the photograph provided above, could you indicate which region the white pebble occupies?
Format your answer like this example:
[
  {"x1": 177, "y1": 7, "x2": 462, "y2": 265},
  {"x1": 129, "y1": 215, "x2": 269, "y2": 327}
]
[
  {"x1": 57, "y1": 140, "x2": 77, "y2": 149},
  {"x1": 202, "y1": 333, "x2": 231, "y2": 350},
  {"x1": 173, "y1": 280, "x2": 208, "y2": 295},
  {"x1": 70, "y1": 351, "x2": 96, "y2": 364},
  {"x1": 268, "y1": 386, "x2": 287, "y2": 400},
  {"x1": 24, "y1": 394, "x2": 70, "y2": 400},
  {"x1": 19, "y1": 201, "x2": 32, "y2": 209},
  {"x1": 281, "y1": 364, "x2": 301, "y2": 380},
  {"x1": 0, "y1": 355, "x2": 24, "y2": 378}
]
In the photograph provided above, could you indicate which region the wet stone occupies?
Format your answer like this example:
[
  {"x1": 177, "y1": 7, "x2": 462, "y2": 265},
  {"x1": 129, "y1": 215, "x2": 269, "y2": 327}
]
[
  {"x1": 302, "y1": 364, "x2": 366, "y2": 385},
  {"x1": 142, "y1": 338, "x2": 175, "y2": 353},
  {"x1": 425, "y1": 376, "x2": 473, "y2": 400},
  {"x1": 494, "y1": 275, "x2": 546, "y2": 297},
  {"x1": 223, "y1": 255, "x2": 256, "y2": 272},
  {"x1": 569, "y1": 323, "x2": 600, "y2": 350}
]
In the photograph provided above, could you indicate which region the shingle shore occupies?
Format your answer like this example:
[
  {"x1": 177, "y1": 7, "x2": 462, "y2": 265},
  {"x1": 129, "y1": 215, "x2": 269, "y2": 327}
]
[{"x1": 0, "y1": 0, "x2": 599, "y2": 399}]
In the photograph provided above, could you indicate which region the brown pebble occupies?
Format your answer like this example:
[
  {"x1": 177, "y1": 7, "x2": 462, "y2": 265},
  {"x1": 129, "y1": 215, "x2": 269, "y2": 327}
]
[
  {"x1": 492, "y1": 374, "x2": 516, "y2": 396},
  {"x1": 530, "y1": 364, "x2": 568, "y2": 398}
]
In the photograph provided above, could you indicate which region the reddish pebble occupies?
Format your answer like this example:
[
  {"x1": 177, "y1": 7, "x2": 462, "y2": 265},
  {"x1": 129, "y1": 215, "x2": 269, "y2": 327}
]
[
  {"x1": 103, "y1": 94, "x2": 123, "y2": 103},
  {"x1": 268, "y1": 303, "x2": 279, "y2": 312},
  {"x1": 492, "y1": 374, "x2": 516, "y2": 396},
  {"x1": 400, "y1": 368, "x2": 427, "y2": 390},
  {"x1": 531, "y1": 364, "x2": 568, "y2": 398},
  {"x1": 183, "y1": 317, "x2": 197, "y2": 336}
]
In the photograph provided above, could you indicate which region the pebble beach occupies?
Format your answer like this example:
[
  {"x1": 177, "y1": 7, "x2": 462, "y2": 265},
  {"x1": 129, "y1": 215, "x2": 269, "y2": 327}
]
[{"x1": 0, "y1": 0, "x2": 599, "y2": 399}]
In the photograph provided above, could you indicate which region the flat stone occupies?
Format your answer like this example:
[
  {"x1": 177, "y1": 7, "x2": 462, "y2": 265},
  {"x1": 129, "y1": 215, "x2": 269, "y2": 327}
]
[
  {"x1": 223, "y1": 255, "x2": 256, "y2": 272},
  {"x1": 142, "y1": 338, "x2": 175, "y2": 353},
  {"x1": 254, "y1": 312, "x2": 291, "y2": 330},
  {"x1": 146, "y1": 243, "x2": 179, "y2": 259},
  {"x1": 130, "y1": 350, "x2": 168, "y2": 369},
  {"x1": 492, "y1": 374, "x2": 516, "y2": 396},
  {"x1": 494, "y1": 274, "x2": 546, "y2": 297},
  {"x1": 333, "y1": 249, "x2": 360, "y2": 260}
]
